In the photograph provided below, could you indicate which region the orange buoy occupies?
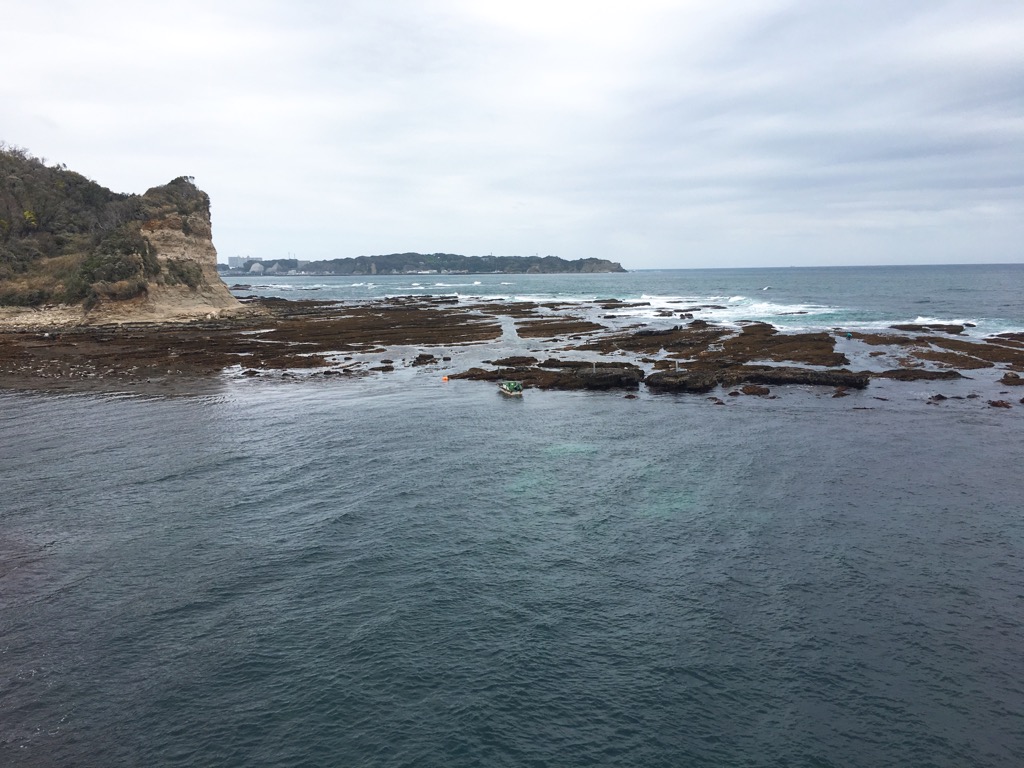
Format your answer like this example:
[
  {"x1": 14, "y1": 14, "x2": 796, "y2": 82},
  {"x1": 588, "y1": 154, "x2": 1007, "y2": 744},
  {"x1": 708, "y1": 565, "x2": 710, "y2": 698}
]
[{"x1": 442, "y1": 376, "x2": 449, "y2": 382}]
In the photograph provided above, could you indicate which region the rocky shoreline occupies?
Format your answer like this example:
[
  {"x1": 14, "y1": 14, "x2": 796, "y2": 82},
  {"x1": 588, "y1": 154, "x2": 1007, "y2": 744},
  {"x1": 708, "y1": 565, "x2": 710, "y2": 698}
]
[{"x1": 1, "y1": 295, "x2": 1023, "y2": 406}]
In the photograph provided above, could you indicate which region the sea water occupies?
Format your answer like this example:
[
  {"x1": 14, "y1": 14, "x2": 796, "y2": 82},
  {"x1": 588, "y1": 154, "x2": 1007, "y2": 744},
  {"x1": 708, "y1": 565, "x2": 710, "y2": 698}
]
[
  {"x1": 2, "y1": 265, "x2": 1024, "y2": 767},
  {"x1": 228, "y1": 263, "x2": 1024, "y2": 336}
]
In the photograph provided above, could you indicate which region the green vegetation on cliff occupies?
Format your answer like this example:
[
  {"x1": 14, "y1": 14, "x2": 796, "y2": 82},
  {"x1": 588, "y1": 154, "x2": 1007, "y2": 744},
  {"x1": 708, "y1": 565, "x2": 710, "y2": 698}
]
[{"x1": 0, "y1": 144, "x2": 207, "y2": 307}]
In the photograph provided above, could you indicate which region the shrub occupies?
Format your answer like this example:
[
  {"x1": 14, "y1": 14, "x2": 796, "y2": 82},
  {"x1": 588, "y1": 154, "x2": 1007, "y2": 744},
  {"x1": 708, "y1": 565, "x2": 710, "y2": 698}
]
[{"x1": 164, "y1": 258, "x2": 203, "y2": 288}]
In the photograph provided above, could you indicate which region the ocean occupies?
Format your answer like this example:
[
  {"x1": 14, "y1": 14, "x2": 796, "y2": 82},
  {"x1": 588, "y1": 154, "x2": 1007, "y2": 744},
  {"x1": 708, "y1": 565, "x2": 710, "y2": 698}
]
[
  {"x1": 228, "y1": 263, "x2": 1024, "y2": 337},
  {"x1": 2, "y1": 265, "x2": 1023, "y2": 767}
]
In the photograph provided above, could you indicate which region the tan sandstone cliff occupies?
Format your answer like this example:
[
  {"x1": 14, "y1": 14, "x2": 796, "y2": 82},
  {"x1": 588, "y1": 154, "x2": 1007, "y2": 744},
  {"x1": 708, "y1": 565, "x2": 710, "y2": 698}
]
[{"x1": 0, "y1": 175, "x2": 243, "y2": 327}]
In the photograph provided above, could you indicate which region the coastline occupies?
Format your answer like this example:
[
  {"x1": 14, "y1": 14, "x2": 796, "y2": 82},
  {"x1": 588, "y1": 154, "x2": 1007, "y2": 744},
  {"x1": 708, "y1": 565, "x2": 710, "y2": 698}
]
[{"x1": 1, "y1": 295, "x2": 1023, "y2": 406}]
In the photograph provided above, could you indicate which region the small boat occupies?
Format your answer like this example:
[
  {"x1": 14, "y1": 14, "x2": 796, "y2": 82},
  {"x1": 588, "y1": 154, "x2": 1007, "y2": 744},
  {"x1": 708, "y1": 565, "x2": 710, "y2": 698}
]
[{"x1": 498, "y1": 380, "x2": 523, "y2": 397}]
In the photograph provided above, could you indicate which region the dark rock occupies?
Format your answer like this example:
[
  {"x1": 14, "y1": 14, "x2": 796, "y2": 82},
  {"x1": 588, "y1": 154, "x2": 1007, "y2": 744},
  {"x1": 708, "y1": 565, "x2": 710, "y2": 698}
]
[
  {"x1": 740, "y1": 384, "x2": 770, "y2": 396},
  {"x1": 988, "y1": 400, "x2": 1012, "y2": 408},
  {"x1": 411, "y1": 353, "x2": 437, "y2": 366},
  {"x1": 645, "y1": 370, "x2": 718, "y2": 394},
  {"x1": 890, "y1": 323, "x2": 965, "y2": 335},
  {"x1": 633, "y1": 327, "x2": 679, "y2": 338},
  {"x1": 728, "y1": 390, "x2": 741, "y2": 396},
  {"x1": 452, "y1": 360, "x2": 644, "y2": 391},
  {"x1": 875, "y1": 369, "x2": 964, "y2": 381},
  {"x1": 928, "y1": 393, "x2": 948, "y2": 401},
  {"x1": 721, "y1": 366, "x2": 870, "y2": 389},
  {"x1": 647, "y1": 365, "x2": 869, "y2": 393},
  {"x1": 569, "y1": 366, "x2": 644, "y2": 390},
  {"x1": 999, "y1": 371, "x2": 1024, "y2": 385}
]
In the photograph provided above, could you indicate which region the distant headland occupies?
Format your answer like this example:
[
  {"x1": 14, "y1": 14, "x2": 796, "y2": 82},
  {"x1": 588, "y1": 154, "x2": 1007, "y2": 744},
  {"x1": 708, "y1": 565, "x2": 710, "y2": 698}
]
[
  {"x1": 0, "y1": 145, "x2": 625, "y2": 326},
  {"x1": 220, "y1": 253, "x2": 627, "y2": 277}
]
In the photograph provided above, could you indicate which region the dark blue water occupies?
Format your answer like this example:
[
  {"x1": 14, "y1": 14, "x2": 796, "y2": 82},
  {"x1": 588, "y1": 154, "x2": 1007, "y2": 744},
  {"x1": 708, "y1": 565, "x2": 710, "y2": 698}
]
[{"x1": 3, "y1": 374, "x2": 1023, "y2": 767}]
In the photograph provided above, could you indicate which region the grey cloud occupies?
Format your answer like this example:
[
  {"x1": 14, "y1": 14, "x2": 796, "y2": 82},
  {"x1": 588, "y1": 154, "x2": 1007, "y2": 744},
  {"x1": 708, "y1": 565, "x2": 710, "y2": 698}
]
[{"x1": 1, "y1": 0, "x2": 1021, "y2": 267}]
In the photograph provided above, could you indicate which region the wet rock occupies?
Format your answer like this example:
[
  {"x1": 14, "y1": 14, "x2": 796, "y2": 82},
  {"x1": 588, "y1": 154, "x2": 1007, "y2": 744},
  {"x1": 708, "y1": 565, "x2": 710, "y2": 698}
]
[
  {"x1": 909, "y1": 349, "x2": 992, "y2": 369},
  {"x1": 411, "y1": 353, "x2": 437, "y2": 366},
  {"x1": 875, "y1": 369, "x2": 964, "y2": 381},
  {"x1": 488, "y1": 355, "x2": 539, "y2": 367},
  {"x1": 633, "y1": 327, "x2": 681, "y2": 338},
  {"x1": 721, "y1": 324, "x2": 849, "y2": 367},
  {"x1": 890, "y1": 323, "x2": 965, "y2": 334},
  {"x1": 999, "y1": 371, "x2": 1024, "y2": 386},
  {"x1": 645, "y1": 370, "x2": 719, "y2": 394},
  {"x1": 720, "y1": 366, "x2": 870, "y2": 389},
  {"x1": 452, "y1": 361, "x2": 644, "y2": 391},
  {"x1": 988, "y1": 400, "x2": 1012, "y2": 408},
  {"x1": 740, "y1": 384, "x2": 770, "y2": 396},
  {"x1": 516, "y1": 317, "x2": 605, "y2": 338}
]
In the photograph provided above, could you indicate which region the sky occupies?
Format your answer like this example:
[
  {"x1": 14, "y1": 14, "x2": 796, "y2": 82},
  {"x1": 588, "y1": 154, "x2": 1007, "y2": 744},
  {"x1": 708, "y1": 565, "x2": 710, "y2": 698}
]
[{"x1": 3, "y1": 0, "x2": 1022, "y2": 269}]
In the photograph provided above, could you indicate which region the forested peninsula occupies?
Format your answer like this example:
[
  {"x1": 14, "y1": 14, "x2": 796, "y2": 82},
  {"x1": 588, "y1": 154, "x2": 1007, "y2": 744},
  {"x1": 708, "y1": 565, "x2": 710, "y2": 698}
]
[{"x1": 228, "y1": 253, "x2": 626, "y2": 276}]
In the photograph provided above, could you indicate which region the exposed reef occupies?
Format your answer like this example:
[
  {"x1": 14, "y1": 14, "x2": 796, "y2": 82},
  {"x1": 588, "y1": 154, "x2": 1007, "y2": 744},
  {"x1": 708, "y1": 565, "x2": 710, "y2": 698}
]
[
  {"x1": 2, "y1": 294, "x2": 1024, "y2": 409},
  {"x1": 1, "y1": 146, "x2": 239, "y2": 322}
]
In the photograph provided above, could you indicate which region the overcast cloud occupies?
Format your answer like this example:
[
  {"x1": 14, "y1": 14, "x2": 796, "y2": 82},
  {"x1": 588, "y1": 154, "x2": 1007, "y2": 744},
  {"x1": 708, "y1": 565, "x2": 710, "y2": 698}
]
[{"x1": 3, "y1": 0, "x2": 1022, "y2": 267}]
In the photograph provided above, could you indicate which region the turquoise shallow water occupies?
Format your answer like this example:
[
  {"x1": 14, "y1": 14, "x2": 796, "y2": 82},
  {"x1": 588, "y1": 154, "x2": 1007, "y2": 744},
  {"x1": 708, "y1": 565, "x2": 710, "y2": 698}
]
[
  {"x1": 2, "y1": 375, "x2": 1023, "y2": 767},
  {"x1": 3, "y1": 264, "x2": 1024, "y2": 766}
]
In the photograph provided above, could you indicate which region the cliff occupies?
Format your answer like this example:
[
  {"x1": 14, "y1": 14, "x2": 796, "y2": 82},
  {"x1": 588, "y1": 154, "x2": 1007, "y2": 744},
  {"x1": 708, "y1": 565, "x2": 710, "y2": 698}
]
[{"x1": 0, "y1": 145, "x2": 239, "y2": 324}]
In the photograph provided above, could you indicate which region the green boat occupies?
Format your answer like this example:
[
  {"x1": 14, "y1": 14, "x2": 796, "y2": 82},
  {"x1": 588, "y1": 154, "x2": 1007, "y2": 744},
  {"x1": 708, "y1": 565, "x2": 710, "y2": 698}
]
[{"x1": 498, "y1": 380, "x2": 523, "y2": 397}]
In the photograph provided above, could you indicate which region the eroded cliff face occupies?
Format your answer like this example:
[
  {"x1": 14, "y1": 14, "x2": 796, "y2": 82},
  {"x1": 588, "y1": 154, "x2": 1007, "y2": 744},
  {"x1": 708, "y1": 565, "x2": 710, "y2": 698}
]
[
  {"x1": 131, "y1": 180, "x2": 240, "y2": 319},
  {"x1": 0, "y1": 148, "x2": 244, "y2": 325},
  {"x1": 69, "y1": 178, "x2": 241, "y2": 324}
]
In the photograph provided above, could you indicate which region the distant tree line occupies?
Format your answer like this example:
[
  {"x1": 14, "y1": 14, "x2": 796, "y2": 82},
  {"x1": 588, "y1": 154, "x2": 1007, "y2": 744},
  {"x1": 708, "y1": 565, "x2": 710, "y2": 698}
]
[{"x1": 236, "y1": 252, "x2": 626, "y2": 275}]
